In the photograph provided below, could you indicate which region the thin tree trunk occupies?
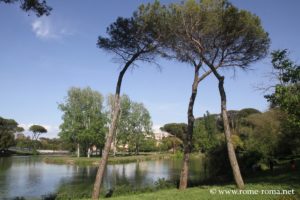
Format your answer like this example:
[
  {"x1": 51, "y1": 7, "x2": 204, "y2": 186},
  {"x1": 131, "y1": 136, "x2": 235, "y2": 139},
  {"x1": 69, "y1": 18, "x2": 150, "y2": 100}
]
[
  {"x1": 179, "y1": 65, "x2": 200, "y2": 189},
  {"x1": 218, "y1": 76, "x2": 245, "y2": 189},
  {"x1": 77, "y1": 143, "x2": 80, "y2": 158},
  {"x1": 204, "y1": 59, "x2": 245, "y2": 189},
  {"x1": 92, "y1": 54, "x2": 138, "y2": 199},
  {"x1": 173, "y1": 138, "x2": 175, "y2": 154},
  {"x1": 113, "y1": 134, "x2": 117, "y2": 156}
]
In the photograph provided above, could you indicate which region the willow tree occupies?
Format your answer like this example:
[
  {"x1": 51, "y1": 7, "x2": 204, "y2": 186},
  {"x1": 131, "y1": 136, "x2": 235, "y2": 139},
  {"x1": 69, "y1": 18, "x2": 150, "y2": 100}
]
[
  {"x1": 92, "y1": 2, "x2": 165, "y2": 199},
  {"x1": 166, "y1": 0, "x2": 269, "y2": 189}
]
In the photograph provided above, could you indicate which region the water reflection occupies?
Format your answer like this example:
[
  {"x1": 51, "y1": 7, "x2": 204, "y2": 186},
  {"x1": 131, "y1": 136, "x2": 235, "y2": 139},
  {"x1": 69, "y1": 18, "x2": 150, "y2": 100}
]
[{"x1": 0, "y1": 156, "x2": 206, "y2": 199}]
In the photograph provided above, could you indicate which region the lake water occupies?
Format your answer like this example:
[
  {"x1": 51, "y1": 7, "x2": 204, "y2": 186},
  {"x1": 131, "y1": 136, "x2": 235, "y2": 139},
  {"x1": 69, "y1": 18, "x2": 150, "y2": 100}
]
[{"x1": 0, "y1": 156, "x2": 207, "y2": 199}]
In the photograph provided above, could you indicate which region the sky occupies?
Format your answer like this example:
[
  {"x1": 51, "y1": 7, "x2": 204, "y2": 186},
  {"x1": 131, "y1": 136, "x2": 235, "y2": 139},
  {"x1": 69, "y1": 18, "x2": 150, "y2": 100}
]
[{"x1": 1, "y1": 0, "x2": 300, "y2": 138}]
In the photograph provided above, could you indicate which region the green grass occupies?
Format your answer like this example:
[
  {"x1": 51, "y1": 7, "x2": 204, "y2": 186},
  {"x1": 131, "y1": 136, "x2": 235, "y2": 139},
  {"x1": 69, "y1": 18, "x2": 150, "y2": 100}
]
[
  {"x1": 43, "y1": 153, "x2": 202, "y2": 166},
  {"x1": 74, "y1": 184, "x2": 298, "y2": 200},
  {"x1": 110, "y1": 184, "x2": 298, "y2": 200}
]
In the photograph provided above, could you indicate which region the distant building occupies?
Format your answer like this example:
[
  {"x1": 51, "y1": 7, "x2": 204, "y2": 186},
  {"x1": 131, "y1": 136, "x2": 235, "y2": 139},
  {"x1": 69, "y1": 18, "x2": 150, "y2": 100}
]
[
  {"x1": 152, "y1": 126, "x2": 171, "y2": 147},
  {"x1": 15, "y1": 133, "x2": 26, "y2": 140}
]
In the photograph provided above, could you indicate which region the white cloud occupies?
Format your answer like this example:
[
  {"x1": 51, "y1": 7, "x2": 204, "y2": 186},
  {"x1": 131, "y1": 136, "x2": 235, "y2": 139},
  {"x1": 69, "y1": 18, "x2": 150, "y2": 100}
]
[{"x1": 31, "y1": 18, "x2": 72, "y2": 39}]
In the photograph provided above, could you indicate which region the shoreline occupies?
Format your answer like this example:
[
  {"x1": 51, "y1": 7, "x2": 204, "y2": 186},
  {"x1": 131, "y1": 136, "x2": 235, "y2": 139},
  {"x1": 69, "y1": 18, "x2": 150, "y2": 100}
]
[{"x1": 43, "y1": 153, "x2": 204, "y2": 166}]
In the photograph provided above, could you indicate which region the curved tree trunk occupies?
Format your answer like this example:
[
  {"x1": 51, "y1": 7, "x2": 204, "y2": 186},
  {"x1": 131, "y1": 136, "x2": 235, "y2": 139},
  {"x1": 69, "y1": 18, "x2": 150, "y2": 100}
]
[
  {"x1": 92, "y1": 54, "x2": 138, "y2": 199},
  {"x1": 218, "y1": 76, "x2": 245, "y2": 189},
  {"x1": 179, "y1": 65, "x2": 200, "y2": 189},
  {"x1": 204, "y1": 60, "x2": 245, "y2": 189},
  {"x1": 179, "y1": 63, "x2": 214, "y2": 189}
]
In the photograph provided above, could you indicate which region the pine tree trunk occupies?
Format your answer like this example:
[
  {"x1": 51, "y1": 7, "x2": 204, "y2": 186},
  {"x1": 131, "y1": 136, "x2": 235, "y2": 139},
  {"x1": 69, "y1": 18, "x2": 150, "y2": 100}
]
[
  {"x1": 92, "y1": 54, "x2": 138, "y2": 199},
  {"x1": 179, "y1": 65, "x2": 200, "y2": 189},
  {"x1": 218, "y1": 76, "x2": 245, "y2": 189}
]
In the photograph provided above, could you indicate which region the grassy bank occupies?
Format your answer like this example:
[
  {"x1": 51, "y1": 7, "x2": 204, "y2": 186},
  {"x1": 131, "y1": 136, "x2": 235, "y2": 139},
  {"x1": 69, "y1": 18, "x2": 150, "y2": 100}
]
[
  {"x1": 99, "y1": 184, "x2": 299, "y2": 200},
  {"x1": 43, "y1": 152, "x2": 197, "y2": 165},
  {"x1": 52, "y1": 158, "x2": 300, "y2": 200}
]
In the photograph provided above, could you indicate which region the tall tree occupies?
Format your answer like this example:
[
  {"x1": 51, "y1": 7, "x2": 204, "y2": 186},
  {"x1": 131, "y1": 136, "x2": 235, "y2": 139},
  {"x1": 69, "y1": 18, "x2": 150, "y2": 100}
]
[
  {"x1": 152, "y1": 0, "x2": 269, "y2": 189},
  {"x1": 0, "y1": 0, "x2": 52, "y2": 16},
  {"x1": 168, "y1": 0, "x2": 269, "y2": 189},
  {"x1": 92, "y1": 3, "x2": 165, "y2": 198},
  {"x1": 58, "y1": 87, "x2": 106, "y2": 157},
  {"x1": 151, "y1": 1, "x2": 221, "y2": 189}
]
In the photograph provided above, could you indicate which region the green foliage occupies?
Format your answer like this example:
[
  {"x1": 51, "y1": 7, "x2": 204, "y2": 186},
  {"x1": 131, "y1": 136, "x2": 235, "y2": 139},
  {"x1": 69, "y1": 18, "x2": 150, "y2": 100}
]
[
  {"x1": 264, "y1": 49, "x2": 300, "y2": 155},
  {"x1": 29, "y1": 125, "x2": 47, "y2": 134},
  {"x1": 15, "y1": 136, "x2": 31, "y2": 149},
  {"x1": 16, "y1": 126, "x2": 24, "y2": 133},
  {"x1": 97, "y1": 1, "x2": 164, "y2": 64},
  {"x1": 193, "y1": 112, "x2": 220, "y2": 153},
  {"x1": 108, "y1": 94, "x2": 153, "y2": 154},
  {"x1": 243, "y1": 110, "x2": 281, "y2": 158},
  {"x1": 158, "y1": 136, "x2": 183, "y2": 152},
  {"x1": 58, "y1": 87, "x2": 107, "y2": 156},
  {"x1": 157, "y1": 0, "x2": 270, "y2": 69},
  {"x1": 0, "y1": 0, "x2": 52, "y2": 17},
  {"x1": 139, "y1": 137, "x2": 157, "y2": 152},
  {"x1": 265, "y1": 49, "x2": 300, "y2": 130},
  {"x1": 0, "y1": 116, "x2": 18, "y2": 150},
  {"x1": 126, "y1": 102, "x2": 153, "y2": 154},
  {"x1": 39, "y1": 137, "x2": 69, "y2": 150},
  {"x1": 29, "y1": 125, "x2": 47, "y2": 151}
]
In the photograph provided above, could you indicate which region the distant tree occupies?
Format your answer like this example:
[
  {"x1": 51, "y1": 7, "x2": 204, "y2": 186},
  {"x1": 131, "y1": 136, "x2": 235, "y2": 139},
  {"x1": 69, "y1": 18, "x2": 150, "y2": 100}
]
[
  {"x1": 15, "y1": 126, "x2": 25, "y2": 141},
  {"x1": 161, "y1": 123, "x2": 187, "y2": 141},
  {"x1": 106, "y1": 94, "x2": 132, "y2": 155},
  {"x1": 161, "y1": 123, "x2": 186, "y2": 153},
  {"x1": 0, "y1": 117, "x2": 18, "y2": 151},
  {"x1": 243, "y1": 110, "x2": 281, "y2": 158},
  {"x1": 29, "y1": 124, "x2": 47, "y2": 151},
  {"x1": 29, "y1": 125, "x2": 47, "y2": 140},
  {"x1": 193, "y1": 112, "x2": 220, "y2": 153},
  {"x1": 0, "y1": 0, "x2": 52, "y2": 17},
  {"x1": 127, "y1": 102, "x2": 153, "y2": 155},
  {"x1": 58, "y1": 87, "x2": 107, "y2": 157},
  {"x1": 159, "y1": 136, "x2": 183, "y2": 152},
  {"x1": 16, "y1": 126, "x2": 24, "y2": 133},
  {"x1": 107, "y1": 94, "x2": 153, "y2": 155},
  {"x1": 237, "y1": 108, "x2": 261, "y2": 119},
  {"x1": 140, "y1": 137, "x2": 158, "y2": 152},
  {"x1": 92, "y1": 2, "x2": 165, "y2": 198}
]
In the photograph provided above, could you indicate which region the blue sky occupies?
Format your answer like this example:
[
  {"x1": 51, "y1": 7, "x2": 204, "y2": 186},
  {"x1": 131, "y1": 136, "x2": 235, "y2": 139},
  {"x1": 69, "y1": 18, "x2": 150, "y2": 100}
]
[{"x1": 1, "y1": 0, "x2": 300, "y2": 138}]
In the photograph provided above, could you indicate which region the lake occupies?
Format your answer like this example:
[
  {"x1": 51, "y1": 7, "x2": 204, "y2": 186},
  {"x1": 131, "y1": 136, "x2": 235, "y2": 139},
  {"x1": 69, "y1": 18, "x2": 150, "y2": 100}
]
[{"x1": 0, "y1": 156, "x2": 208, "y2": 199}]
